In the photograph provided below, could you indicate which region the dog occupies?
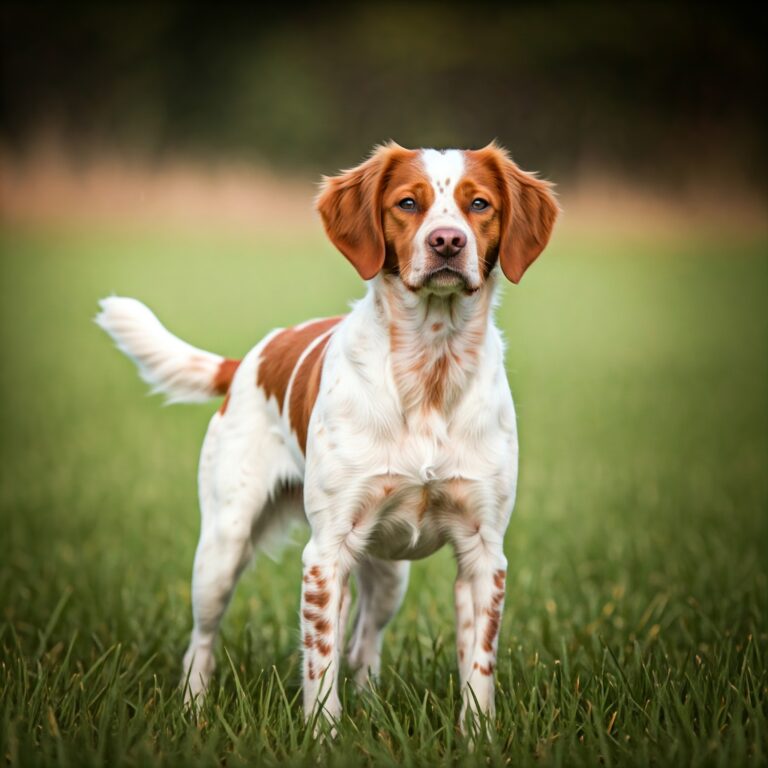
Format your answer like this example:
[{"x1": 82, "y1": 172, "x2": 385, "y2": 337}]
[{"x1": 96, "y1": 141, "x2": 558, "y2": 729}]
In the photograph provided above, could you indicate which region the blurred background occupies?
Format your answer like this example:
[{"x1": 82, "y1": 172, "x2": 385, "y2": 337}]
[
  {"x1": 1, "y1": 2, "x2": 766, "y2": 229},
  {"x1": 0, "y1": 4, "x2": 766, "y2": 765}
]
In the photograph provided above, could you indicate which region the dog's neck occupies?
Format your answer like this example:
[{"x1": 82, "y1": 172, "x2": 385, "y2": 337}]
[{"x1": 371, "y1": 273, "x2": 497, "y2": 415}]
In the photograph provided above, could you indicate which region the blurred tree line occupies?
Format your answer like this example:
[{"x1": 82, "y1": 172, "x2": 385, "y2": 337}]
[{"x1": 1, "y1": 2, "x2": 766, "y2": 188}]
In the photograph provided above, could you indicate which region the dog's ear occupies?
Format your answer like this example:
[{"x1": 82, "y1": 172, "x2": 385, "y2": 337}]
[
  {"x1": 483, "y1": 143, "x2": 559, "y2": 284},
  {"x1": 316, "y1": 144, "x2": 402, "y2": 280}
]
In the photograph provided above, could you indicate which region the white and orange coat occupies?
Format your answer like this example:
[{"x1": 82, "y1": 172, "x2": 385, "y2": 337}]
[{"x1": 97, "y1": 142, "x2": 558, "y2": 730}]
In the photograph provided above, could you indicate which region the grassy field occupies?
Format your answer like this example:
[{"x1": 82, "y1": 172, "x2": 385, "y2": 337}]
[{"x1": 0, "y1": 219, "x2": 766, "y2": 767}]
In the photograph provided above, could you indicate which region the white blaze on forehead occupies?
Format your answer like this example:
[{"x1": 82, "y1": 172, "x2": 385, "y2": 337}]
[
  {"x1": 411, "y1": 149, "x2": 480, "y2": 285},
  {"x1": 420, "y1": 149, "x2": 465, "y2": 202}
]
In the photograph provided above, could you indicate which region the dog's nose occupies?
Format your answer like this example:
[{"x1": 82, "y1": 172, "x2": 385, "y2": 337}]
[{"x1": 427, "y1": 228, "x2": 467, "y2": 258}]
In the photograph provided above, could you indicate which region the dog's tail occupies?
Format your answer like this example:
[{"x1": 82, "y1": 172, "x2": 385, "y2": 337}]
[{"x1": 95, "y1": 296, "x2": 240, "y2": 404}]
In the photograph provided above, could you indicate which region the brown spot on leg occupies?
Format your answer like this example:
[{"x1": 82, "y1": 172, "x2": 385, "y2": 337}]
[
  {"x1": 304, "y1": 634, "x2": 314, "y2": 649},
  {"x1": 493, "y1": 569, "x2": 506, "y2": 590},
  {"x1": 316, "y1": 638, "x2": 331, "y2": 657},
  {"x1": 305, "y1": 590, "x2": 331, "y2": 609},
  {"x1": 482, "y1": 608, "x2": 501, "y2": 653},
  {"x1": 308, "y1": 660, "x2": 316, "y2": 680},
  {"x1": 314, "y1": 617, "x2": 331, "y2": 634}
]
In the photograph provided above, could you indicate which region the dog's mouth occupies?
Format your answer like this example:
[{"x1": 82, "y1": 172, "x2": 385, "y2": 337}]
[{"x1": 421, "y1": 267, "x2": 471, "y2": 294}]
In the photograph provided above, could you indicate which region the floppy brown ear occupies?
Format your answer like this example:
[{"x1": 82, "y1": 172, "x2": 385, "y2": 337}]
[
  {"x1": 495, "y1": 148, "x2": 559, "y2": 284},
  {"x1": 316, "y1": 145, "x2": 398, "y2": 280}
]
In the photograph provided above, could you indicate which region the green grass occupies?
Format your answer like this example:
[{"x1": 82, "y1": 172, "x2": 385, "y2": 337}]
[{"x1": 1, "y1": 220, "x2": 766, "y2": 767}]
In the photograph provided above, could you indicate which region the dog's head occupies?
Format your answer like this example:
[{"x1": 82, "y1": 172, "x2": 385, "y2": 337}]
[{"x1": 316, "y1": 142, "x2": 558, "y2": 293}]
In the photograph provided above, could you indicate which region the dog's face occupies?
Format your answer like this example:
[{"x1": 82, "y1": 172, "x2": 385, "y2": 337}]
[{"x1": 317, "y1": 142, "x2": 558, "y2": 293}]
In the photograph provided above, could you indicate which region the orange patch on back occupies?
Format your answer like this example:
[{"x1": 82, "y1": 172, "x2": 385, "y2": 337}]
[
  {"x1": 288, "y1": 331, "x2": 335, "y2": 453},
  {"x1": 256, "y1": 317, "x2": 342, "y2": 411}
]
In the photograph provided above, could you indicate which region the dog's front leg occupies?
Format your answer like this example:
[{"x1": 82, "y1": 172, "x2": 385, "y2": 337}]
[
  {"x1": 300, "y1": 536, "x2": 351, "y2": 728},
  {"x1": 456, "y1": 533, "x2": 507, "y2": 730}
]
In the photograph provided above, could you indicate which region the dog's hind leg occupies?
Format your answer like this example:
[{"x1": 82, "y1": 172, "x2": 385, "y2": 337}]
[
  {"x1": 346, "y1": 558, "x2": 410, "y2": 686},
  {"x1": 182, "y1": 353, "x2": 302, "y2": 702}
]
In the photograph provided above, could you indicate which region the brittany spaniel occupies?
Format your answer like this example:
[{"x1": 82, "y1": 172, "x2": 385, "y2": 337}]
[{"x1": 97, "y1": 142, "x2": 558, "y2": 730}]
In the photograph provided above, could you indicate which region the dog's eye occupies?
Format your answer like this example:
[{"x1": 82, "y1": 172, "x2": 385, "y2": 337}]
[
  {"x1": 471, "y1": 198, "x2": 490, "y2": 211},
  {"x1": 398, "y1": 198, "x2": 417, "y2": 211}
]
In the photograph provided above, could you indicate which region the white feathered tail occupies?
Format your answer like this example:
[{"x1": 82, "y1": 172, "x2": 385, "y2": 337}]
[{"x1": 95, "y1": 297, "x2": 239, "y2": 403}]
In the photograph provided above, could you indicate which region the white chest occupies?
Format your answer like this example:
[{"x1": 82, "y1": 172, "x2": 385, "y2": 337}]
[
  {"x1": 304, "y1": 365, "x2": 518, "y2": 560},
  {"x1": 301, "y1": 285, "x2": 519, "y2": 560}
]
